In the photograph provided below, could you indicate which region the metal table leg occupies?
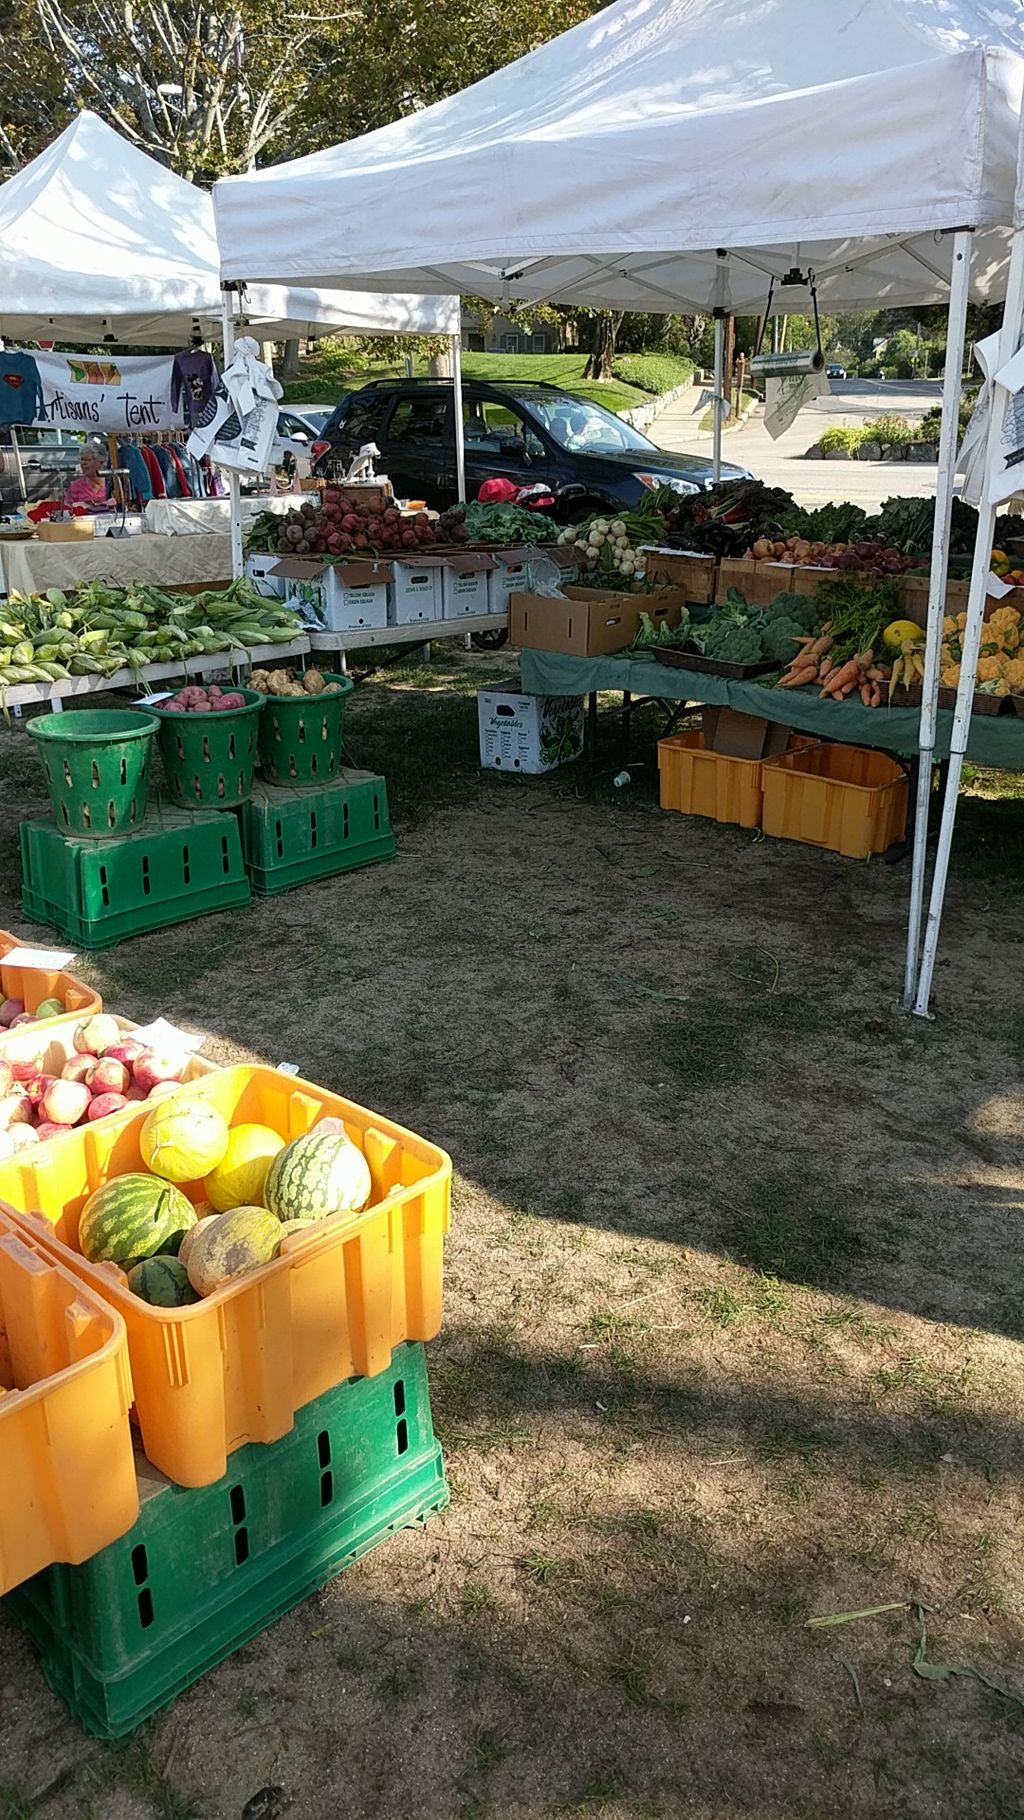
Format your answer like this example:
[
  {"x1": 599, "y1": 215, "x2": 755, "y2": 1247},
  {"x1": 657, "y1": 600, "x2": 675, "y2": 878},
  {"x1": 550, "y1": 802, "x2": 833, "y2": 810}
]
[
  {"x1": 621, "y1": 690, "x2": 632, "y2": 761},
  {"x1": 586, "y1": 690, "x2": 598, "y2": 776}
]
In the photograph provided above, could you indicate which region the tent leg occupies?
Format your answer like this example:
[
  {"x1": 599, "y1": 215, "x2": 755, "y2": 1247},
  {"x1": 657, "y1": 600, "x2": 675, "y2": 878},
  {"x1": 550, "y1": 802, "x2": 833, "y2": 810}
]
[
  {"x1": 451, "y1": 331, "x2": 467, "y2": 501},
  {"x1": 902, "y1": 227, "x2": 972, "y2": 1006},
  {"x1": 712, "y1": 315, "x2": 725, "y2": 481},
  {"x1": 913, "y1": 226, "x2": 1024, "y2": 1016},
  {"x1": 221, "y1": 288, "x2": 244, "y2": 581}
]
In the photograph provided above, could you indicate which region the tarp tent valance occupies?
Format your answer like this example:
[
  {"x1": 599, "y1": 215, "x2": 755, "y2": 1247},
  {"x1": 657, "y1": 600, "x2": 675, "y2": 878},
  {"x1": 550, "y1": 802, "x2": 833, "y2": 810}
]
[
  {"x1": 214, "y1": 0, "x2": 1024, "y2": 311},
  {"x1": 0, "y1": 112, "x2": 459, "y2": 345}
]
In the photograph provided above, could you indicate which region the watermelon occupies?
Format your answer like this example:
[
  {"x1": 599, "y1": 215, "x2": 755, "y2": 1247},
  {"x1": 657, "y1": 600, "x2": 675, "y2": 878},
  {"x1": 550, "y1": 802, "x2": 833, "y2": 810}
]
[
  {"x1": 78, "y1": 1173, "x2": 197, "y2": 1266},
  {"x1": 127, "y1": 1255, "x2": 198, "y2": 1306},
  {"x1": 185, "y1": 1205, "x2": 283, "y2": 1297},
  {"x1": 263, "y1": 1130, "x2": 371, "y2": 1224}
]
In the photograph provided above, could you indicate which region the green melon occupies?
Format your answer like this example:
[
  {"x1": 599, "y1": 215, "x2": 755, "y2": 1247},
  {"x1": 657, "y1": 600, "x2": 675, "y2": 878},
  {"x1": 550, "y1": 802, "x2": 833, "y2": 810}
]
[
  {"x1": 185, "y1": 1205, "x2": 283, "y2": 1298},
  {"x1": 127, "y1": 1255, "x2": 198, "y2": 1306},
  {"x1": 263, "y1": 1130, "x2": 371, "y2": 1224},
  {"x1": 78, "y1": 1173, "x2": 197, "y2": 1267}
]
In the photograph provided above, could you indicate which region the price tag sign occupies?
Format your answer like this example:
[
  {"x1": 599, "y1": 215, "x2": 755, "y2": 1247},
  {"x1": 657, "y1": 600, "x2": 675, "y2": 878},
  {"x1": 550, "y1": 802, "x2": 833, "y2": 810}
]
[
  {"x1": 1, "y1": 944, "x2": 77, "y2": 969},
  {"x1": 131, "y1": 1016, "x2": 205, "y2": 1053}
]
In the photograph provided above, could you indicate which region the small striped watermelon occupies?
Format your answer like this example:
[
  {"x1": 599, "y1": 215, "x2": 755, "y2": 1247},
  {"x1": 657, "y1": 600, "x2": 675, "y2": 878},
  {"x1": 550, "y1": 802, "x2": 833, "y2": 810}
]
[
  {"x1": 127, "y1": 1255, "x2": 198, "y2": 1306},
  {"x1": 263, "y1": 1129, "x2": 371, "y2": 1223},
  {"x1": 78, "y1": 1173, "x2": 197, "y2": 1266}
]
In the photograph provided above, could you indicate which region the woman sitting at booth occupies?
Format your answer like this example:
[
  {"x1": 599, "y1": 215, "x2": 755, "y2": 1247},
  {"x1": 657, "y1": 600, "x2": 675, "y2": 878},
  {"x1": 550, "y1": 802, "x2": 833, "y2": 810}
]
[{"x1": 64, "y1": 442, "x2": 112, "y2": 511}]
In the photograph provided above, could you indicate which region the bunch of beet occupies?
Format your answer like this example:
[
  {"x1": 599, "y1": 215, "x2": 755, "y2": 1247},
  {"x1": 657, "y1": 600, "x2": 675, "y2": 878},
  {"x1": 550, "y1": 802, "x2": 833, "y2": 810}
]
[
  {"x1": 164, "y1": 684, "x2": 247, "y2": 713},
  {"x1": 0, "y1": 1013, "x2": 192, "y2": 1157},
  {"x1": 273, "y1": 493, "x2": 469, "y2": 559}
]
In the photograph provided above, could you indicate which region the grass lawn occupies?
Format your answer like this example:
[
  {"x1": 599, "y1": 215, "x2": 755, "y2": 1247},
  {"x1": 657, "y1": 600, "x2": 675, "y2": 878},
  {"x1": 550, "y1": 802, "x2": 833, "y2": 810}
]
[
  {"x1": 0, "y1": 651, "x2": 1022, "y2": 1818},
  {"x1": 282, "y1": 350, "x2": 695, "y2": 418}
]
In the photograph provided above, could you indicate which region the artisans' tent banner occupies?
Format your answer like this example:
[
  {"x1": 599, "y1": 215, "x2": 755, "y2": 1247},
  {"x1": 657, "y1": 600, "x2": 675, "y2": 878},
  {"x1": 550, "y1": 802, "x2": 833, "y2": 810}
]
[{"x1": 31, "y1": 351, "x2": 181, "y2": 434}]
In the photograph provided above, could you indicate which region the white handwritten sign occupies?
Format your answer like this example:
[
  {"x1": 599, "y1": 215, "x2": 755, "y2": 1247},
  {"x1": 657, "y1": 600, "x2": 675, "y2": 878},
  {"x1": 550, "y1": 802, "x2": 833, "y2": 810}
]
[{"x1": 27, "y1": 350, "x2": 184, "y2": 435}]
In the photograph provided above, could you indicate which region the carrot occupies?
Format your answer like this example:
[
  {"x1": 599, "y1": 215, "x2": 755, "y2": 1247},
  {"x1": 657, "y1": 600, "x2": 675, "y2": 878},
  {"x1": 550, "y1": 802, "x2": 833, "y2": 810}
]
[
  {"x1": 869, "y1": 684, "x2": 881, "y2": 707},
  {"x1": 778, "y1": 668, "x2": 817, "y2": 689},
  {"x1": 819, "y1": 658, "x2": 833, "y2": 679},
  {"x1": 821, "y1": 659, "x2": 861, "y2": 697},
  {"x1": 860, "y1": 682, "x2": 872, "y2": 705},
  {"x1": 866, "y1": 667, "x2": 885, "y2": 682}
]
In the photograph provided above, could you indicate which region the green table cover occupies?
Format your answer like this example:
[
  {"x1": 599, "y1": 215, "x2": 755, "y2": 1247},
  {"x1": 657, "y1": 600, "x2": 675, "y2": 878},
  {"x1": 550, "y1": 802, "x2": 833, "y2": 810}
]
[{"x1": 517, "y1": 649, "x2": 1024, "y2": 768}]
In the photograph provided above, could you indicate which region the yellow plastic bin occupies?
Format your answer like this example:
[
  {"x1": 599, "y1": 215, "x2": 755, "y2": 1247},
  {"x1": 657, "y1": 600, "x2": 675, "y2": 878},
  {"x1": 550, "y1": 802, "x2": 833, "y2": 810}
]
[
  {"x1": 0, "y1": 1065, "x2": 451, "y2": 1488},
  {"x1": 658, "y1": 731, "x2": 766, "y2": 829},
  {"x1": 761, "y1": 743, "x2": 908, "y2": 859},
  {"x1": 0, "y1": 1208, "x2": 137, "y2": 1595}
]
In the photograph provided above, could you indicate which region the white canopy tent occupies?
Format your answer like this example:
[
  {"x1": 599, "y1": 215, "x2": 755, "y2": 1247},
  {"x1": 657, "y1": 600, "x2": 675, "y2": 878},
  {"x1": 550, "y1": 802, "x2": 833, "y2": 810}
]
[
  {"x1": 213, "y1": 0, "x2": 1024, "y2": 1014},
  {"x1": 0, "y1": 112, "x2": 461, "y2": 574}
]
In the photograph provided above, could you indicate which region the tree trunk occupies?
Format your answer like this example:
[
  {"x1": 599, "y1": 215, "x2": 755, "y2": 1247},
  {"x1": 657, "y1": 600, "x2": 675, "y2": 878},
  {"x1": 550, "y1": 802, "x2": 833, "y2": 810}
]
[
  {"x1": 280, "y1": 339, "x2": 301, "y2": 380},
  {"x1": 428, "y1": 346, "x2": 453, "y2": 378},
  {"x1": 583, "y1": 311, "x2": 624, "y2": 381}
]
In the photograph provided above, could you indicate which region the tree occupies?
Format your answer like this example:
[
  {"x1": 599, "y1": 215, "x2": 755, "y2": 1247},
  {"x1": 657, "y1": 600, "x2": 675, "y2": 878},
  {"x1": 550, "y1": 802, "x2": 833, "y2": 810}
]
[
  {"x1": 0, "y1": 0, "x2": 340, "y2": 180},
  {"x1": 583, "y1": 311, "x2": 624, "y2": 381}
]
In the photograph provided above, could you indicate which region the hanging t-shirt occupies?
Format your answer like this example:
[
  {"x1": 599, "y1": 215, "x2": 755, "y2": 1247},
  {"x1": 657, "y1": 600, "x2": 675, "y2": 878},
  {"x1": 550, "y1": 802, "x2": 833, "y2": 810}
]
[
  {"x1": 171, "y1": 351, "x2": 219, "y2": 427},
  {"x1": 0, "y1": 352, "x2": 44, "y2": 426}
]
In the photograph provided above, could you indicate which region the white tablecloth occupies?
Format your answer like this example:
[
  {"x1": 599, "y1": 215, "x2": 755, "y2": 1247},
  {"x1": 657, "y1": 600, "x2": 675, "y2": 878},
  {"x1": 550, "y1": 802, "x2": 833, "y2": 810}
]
[
  {"x1": 144, "y1": 496, "x2": 298, "y2": 536},
  {"x1": 0, "y1": 531, "x2": 233, "y2": 594}
]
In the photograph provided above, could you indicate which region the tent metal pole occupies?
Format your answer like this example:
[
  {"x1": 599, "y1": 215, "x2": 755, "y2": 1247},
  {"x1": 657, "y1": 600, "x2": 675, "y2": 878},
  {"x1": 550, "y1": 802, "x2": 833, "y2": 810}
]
[
  {"x1": 913, "y1": 226, "x2": 1024, "y2": 1016},
  {"x1": 451, "y1": 330, "x2": 467, "y2": 500},
  {"x1": 901, "y1": 228, "x2": 972, "y2": 1007},
  {"x1": 220, "y1": 288, "x2": 244, "y2": 581},
  {"x1": 712, "y1": 314, "x2": 725, "y2": 481}
]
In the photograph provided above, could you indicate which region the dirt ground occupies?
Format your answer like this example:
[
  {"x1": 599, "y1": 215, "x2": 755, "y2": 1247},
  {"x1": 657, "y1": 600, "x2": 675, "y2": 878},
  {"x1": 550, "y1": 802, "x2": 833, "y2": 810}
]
[{"x1": 0, "y1": 650, "x2": 1022, "y2": 1820}]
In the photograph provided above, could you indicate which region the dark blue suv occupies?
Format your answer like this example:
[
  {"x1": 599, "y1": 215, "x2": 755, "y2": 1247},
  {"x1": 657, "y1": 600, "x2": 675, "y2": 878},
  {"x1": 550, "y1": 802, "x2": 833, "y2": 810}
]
[{"x1": 313, "y1": 377, "x2": 751, "y2": 514}]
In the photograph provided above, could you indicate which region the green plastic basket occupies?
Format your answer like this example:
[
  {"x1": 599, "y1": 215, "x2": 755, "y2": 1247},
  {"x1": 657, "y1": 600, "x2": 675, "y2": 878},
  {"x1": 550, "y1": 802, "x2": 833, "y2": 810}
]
[
  {"x1": 238, "y1": 771, "x2": 395, "y2": 895},
  {"x1": 257, "y1": 673, "x2": 353, "y2": 787},
  {"x1": 149, "y1": 689, "x2": 263, "y2": 808},
  {"x1": 4, "y1": 1344, "x2": 447, "y2": 1738},
  {"x1": 26, "y1": 709, "x2": 158, "y2": 838}
]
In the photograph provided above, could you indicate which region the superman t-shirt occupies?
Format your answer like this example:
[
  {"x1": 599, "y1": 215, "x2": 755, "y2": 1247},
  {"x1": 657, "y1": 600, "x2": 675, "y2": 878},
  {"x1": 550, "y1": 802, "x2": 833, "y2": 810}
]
[{"x1": 0, "y1": 352, "x2": 44, "y2": 426}]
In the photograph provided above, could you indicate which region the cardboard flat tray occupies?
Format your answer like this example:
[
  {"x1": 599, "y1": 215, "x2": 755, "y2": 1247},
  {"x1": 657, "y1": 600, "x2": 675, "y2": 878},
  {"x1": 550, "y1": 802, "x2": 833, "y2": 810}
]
[{"x1": 653, "y1": 645, "x2": 776, "y2": 680}]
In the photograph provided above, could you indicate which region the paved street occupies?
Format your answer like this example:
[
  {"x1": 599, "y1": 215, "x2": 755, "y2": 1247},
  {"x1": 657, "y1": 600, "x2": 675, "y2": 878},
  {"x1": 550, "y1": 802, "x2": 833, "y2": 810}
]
[{"x1": 655, "y1": 378, "x2": 945, "y2": 507}]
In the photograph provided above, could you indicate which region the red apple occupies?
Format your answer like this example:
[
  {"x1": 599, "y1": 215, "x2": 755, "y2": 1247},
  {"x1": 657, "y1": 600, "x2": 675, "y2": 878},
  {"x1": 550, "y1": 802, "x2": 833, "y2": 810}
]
[
  {"x1": 6, "y1": 1035, "x2": 44, "y2": 1081},
  {"x1": 24, "y1": 1072, "x2": 56, "y2": 1107},
  {"x1": 132, "y1": 1049, "x2": 186, "y2": 1093},
  {"x1": 35, "y1": 1120, "x2": 64, "y2": 1141},
  {"x1": 87, "y1": 1091, "x2": 127, "y2": 1121},
  {"x1": 0, "y1": 1092, "x2": 32, "y2": 1128},
  {"x1": 0, "y1": 1130, "x2": 16, "y2": 1161},
  {"x1": 0, "y1": 997, "x2": 24, "y2": 1027},
  {"x1": 43, "y1": 1079, "x2": 90, "y2": 1126},
  {"x1": 62, "y1": 1054, "x2": 94, "y2": 1084},
  {"x1": 125, "y1": 1084, "x2": 147, "y2": 1102},
  {"x1": 73, "y1": 1014, "x2": 122, "y2": 1057},
  {"x1": 10, "y1": 1124, "x2": 40, "y2": 1149},
  {"x1": 103, "y1": 1041, "x2": 145, "y2": 1070},
  {"x1": 0, "y1": 1059, "x2": 13, "y2": 1098},
  {"x1": 9, "y1": 1011, "x2": 35, "y2": 1027},
  {"x1": 86, "y1": 1056, "x2": 128, "y2": 1095}
]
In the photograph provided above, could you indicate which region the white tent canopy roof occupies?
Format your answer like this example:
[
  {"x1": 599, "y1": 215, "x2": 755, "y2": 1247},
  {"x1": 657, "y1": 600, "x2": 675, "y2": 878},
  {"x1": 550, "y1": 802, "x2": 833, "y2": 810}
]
[
  {"x1": 215, "y1": 0, "x2": 1024, "y2": 313},
  {"x1": 0, "y1": 112, "x2": 459, "y2": 345}
]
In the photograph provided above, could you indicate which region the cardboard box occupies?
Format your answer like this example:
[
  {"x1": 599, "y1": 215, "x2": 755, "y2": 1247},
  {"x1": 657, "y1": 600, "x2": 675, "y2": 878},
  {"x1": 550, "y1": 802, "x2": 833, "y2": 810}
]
[
  {"x1": 702, "y1": 706, "x2": 791, "y2": 761},
  {"x1": 270, "y1": 556, "x2": 391, "y2": 632},
  {"x1": 478, "y1": 688, "x2": 584, "y2": 774},
  {"x1": 487, "y1": 546, "x2": 573, "y2": 613},
  {"x1": 245, "y1": 553, "x2": 286, "y2": 599},
  {"x1": 389, "y1": 557, "x2": 443, "y2": 625},
  {"x1": 441, "y1": 552, "x2": 497, "y2": 619},
  {"x1": 36, "y1": 517, "x2": 94, "y2": 542},
  {"x1": 641, "y1": 548, "x2": 717, "y2": 602},
  {"x1": 509, "y1": 585, "x2": 686, "y2": 657}
]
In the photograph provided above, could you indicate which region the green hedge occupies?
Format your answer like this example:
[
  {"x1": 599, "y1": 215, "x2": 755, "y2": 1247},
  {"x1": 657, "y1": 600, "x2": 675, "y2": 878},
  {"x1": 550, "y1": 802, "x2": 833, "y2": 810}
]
[{"x1": 611, "y1": 353, "x2": 695, "y2": 395}]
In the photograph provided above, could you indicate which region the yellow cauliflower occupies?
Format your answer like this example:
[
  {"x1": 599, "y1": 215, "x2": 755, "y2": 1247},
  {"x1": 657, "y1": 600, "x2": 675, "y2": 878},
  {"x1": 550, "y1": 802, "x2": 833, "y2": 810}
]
[
  {"x1": 995, "y1": 680, "x2": 1011, "y2": 696},
  {"x1": 989, "y1": 605, "x2": 1021, "y2": 628},
  {"x1": 941, "y1": 663, "x2": 961, "y2": 686},
  {"x1": 1005, "y1": 656, "x2": 1024, "y2": 690},
  {"x1": 977, "y1": 655, "x2": 1002, "y2": 682},
  {"x1": 956, "y1": 612, "x2": 968, "y2": 630},
  {"x1": 942, "y1": 614, "x2": 958, "y2": 635}
]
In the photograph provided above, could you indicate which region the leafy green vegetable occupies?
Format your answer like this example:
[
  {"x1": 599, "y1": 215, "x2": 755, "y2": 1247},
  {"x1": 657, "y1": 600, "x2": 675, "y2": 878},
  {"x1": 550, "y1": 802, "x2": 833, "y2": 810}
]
[
  {"x1": 693, "y1": 618, "x2": 762, "y2": 664},
  {"x1": 761, "y1": 592, "x2": 822, "y2": 633},
  {"x1": 777, "y1": 501, "x2": 869, "y2": 545},
  {"x1": 463, "y1": 503, "x2": 562, "y2": 544},
  {"x1": 760, "y1": 615, "x2": 806, "y2": 663}
]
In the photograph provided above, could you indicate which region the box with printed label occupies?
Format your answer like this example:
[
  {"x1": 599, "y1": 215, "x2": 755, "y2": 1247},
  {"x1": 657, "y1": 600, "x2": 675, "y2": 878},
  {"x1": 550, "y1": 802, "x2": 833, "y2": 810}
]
[
  {"x1": 478, "y1": 688, "x2": 584, "y2": 775},
  {"x1": 442, "y1": 553, "x2": 497, "y2": 619},
  {"x1": 245, "y1": 553, "x2": 286, "y2": 599},
  {"x1": 269, "y1": 557, "x2": 391, "y2": 632},
  {"x1": 389, "y1": 558, "x2": 444, "y2": 625},
  {"x1": 487, "y1": 547, "x2": 575, "y2": 613}
]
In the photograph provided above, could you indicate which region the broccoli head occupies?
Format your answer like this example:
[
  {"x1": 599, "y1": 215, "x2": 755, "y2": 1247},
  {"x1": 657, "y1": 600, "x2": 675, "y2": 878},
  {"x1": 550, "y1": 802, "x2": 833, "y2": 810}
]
[{"x1": 760, "y1": 615, "x2": 805, "y2": 664}]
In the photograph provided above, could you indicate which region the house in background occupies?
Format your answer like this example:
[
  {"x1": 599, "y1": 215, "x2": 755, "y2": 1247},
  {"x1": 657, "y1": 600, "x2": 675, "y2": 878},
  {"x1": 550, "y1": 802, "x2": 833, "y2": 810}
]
[{"x1": 460, "y1": 308, "x2": 568, "y2": 354}]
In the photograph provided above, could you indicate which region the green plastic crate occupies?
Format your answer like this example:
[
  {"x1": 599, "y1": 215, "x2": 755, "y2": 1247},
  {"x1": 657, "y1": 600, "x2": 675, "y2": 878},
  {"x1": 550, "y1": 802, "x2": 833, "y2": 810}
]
[
  {"x1": 4, "y1": 1344, "x2": 447, "y2": 1739},
  {"x1": 20, "y1": 800, "x2": 251, "y2": 949},
  {"x1": 238, "y1": 770, "x2": 395, "y2": 896}
]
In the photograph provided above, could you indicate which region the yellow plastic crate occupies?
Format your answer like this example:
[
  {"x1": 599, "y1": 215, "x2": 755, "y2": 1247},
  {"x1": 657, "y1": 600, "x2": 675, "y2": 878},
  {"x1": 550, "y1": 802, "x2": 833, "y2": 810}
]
[
  {"x1": 0, "y1": 928, "x2": 100, "y2": 1053},
  {"x1": 760, "y1": 744, "x2": 908, "y2": 859},
  {"x1": 0, "y1": 1208, "x2": 137, "y2": 1595},
  {"x1": 658, "y1": 731, "x2": 765, "y2": 829},
  {"x1": 0, "y1": 1065, "x2": 451, "y2": 1489}
]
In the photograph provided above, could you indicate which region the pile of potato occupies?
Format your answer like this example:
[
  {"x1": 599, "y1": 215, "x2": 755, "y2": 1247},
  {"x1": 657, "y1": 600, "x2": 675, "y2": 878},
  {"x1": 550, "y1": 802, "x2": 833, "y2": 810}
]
[{"x1": 249, "y1": 667, "x2": 342, "y2": 699}]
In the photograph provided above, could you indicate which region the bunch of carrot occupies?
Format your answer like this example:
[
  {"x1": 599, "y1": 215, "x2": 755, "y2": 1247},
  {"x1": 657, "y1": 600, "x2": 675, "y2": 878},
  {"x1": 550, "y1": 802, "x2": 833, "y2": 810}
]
[{"x1": 777, "y1": 629, "x2": 890, "y2": 705}]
